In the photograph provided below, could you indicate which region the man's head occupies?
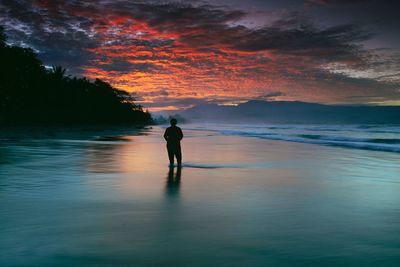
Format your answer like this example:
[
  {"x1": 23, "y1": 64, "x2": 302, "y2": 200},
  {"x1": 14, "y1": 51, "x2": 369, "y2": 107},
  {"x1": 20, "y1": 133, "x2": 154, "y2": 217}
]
[{"x1": 170, "y1": 118, "x2": 177, "y2": 126}]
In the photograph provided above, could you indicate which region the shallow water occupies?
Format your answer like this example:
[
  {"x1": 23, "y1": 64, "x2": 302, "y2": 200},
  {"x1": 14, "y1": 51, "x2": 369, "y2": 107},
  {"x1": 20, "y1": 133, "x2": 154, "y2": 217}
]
[
  {"x1": 186, "y1": 123, "x2": 400, "y2": 153},
  {"x1": 1, "y1": 125, "x2": 400, "y2": 266}
]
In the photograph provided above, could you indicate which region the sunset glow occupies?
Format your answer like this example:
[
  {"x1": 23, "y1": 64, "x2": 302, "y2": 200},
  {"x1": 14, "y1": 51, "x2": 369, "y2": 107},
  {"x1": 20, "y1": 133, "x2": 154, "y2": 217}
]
[{"x1": 1, "y1": 0, "x2": 399, "y2": 110}]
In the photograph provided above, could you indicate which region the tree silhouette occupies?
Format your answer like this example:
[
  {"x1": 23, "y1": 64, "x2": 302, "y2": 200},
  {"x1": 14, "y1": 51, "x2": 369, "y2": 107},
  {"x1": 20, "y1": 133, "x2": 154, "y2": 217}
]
[
  {"x1": 0, "y1": 26, "x2": 6, "y2": 47},
  {"x1": 50, "y1": 66, "x2": 68, "y2": 80},
  {"x1": 0, "y1": 26, "x2": 153, "y2": 126}
]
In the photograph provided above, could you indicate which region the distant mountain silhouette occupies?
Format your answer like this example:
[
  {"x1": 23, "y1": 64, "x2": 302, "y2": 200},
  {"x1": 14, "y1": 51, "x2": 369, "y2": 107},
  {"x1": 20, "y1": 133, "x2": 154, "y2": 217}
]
[
  {"x1": 176, "y1": 100, "x2": 400, "y2": 124},
  {"x1": 0, "y1": 26, "x2": 152, "y2": 126}
]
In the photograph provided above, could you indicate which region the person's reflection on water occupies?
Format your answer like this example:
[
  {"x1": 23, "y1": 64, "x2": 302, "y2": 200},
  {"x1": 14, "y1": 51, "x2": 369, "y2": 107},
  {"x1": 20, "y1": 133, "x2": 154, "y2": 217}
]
[{"x1": 165, "y1": 166, "x2": 182, "y2": 199}]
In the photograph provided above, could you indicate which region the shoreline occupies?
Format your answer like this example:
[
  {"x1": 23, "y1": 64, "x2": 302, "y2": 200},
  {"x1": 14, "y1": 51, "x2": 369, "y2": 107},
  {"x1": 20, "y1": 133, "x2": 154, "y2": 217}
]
[
  {"x1": 1, "y1": 125, "x2": 400, "y2": 266},
  {"x1": 2, "y1": 123, "x2": 400, "y2": 154},
  {"x1": 0, "y1": 125, "x2": 154, "y2": 140}
]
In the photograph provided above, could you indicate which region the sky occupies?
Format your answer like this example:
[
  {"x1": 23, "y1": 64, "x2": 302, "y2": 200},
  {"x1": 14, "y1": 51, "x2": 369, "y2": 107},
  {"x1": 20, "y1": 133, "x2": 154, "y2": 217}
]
[{"x1": 1, "y1": 0, "x2": 399, "y2": 111}]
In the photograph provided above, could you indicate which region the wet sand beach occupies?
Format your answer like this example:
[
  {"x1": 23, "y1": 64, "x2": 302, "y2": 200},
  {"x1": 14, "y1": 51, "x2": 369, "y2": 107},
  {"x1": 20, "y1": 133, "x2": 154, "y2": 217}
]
[{"x1": 1, "y1": 125, "x2": 400, "y2": 266}]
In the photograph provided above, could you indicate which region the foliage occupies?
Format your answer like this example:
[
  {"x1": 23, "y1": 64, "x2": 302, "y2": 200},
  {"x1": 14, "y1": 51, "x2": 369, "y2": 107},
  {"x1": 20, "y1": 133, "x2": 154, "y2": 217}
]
[
  {"x1": 0, "y1": 27, "x2": 152, "y2": 125},
  {"x1": 0, "y1": 26, "x2": 6, "y2": 46}
]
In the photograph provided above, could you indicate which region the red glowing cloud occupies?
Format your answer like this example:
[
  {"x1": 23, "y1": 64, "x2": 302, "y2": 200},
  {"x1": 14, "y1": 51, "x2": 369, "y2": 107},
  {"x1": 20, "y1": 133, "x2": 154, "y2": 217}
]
[{"x1": 1, "y1": 0, "x2": 399, "y2": 110}]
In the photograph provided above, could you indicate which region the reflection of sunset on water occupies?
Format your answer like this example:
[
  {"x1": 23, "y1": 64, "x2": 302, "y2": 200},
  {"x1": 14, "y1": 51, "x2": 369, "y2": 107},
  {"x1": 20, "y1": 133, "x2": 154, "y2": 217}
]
[
  {"x1": 84, "y1": 128, "x2": 311, "y2": 198},
  {"x1": 2, "y1": 126, "x2": 400, "y2": 266},
  {"x1": 85, "y1": 137, "x2": 164, "y2": 174}
]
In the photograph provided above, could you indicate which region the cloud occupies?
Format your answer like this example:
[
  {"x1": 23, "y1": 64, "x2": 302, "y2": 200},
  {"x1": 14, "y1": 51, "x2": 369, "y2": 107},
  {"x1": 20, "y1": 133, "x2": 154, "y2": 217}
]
[
  {"x1": 137, "y1": 96, "x2": 210, "y2": 110},
  {"x1": 307, "y1": 0, "x2": 372, "y2": 5},
  {"x1": 259, "y1": 91, "x2": 286, "y2": 100},
  {"x1": 0, "y1": 0, "x2": 399, "y2": 110}
]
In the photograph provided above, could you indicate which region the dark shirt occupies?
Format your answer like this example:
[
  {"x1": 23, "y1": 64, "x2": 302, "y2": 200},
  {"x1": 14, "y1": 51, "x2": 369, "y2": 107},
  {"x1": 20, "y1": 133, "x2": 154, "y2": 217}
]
[{"x1": 164, "y1": 126, "x2": 183, "y2": 146}]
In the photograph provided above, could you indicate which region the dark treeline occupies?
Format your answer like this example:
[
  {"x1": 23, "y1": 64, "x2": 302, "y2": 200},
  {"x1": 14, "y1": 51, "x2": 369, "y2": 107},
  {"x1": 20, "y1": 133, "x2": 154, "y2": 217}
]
[{"x1": 0, "y1": 26, "x2": 152, "y2": 126}]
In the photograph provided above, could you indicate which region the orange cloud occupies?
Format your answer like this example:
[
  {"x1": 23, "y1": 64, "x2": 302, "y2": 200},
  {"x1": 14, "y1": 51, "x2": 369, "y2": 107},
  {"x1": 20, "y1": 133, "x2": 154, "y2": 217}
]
[{"x1": 4, "y1": 0, "x2": 396, "y2": 111}]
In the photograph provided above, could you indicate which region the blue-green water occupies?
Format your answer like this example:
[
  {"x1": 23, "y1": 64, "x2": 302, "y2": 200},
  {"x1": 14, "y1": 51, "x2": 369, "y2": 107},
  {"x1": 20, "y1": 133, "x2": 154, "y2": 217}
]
[{"x1": 1, "y1": 125, "x2": 400, "y2": 266}]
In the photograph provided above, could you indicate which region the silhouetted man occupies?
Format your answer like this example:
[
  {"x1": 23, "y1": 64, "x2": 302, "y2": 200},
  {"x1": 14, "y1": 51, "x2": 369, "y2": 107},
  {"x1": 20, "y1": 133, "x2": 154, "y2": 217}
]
[{"x1": 163, "y1": 118, "x2": 183, "y2": 166}]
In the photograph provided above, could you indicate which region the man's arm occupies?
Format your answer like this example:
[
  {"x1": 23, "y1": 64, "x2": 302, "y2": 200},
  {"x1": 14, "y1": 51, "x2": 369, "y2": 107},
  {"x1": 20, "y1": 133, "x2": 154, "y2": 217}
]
[
  {"x1": 163, "y1": 128, "x2": 169, "y2": 141},
  {"x1": 178, "y1": 127, "x2": 183, "y2": 140}
]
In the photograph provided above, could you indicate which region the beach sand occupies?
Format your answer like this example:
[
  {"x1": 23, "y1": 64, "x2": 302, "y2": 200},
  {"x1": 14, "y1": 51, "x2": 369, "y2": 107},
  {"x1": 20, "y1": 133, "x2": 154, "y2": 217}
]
[{"x1": 1, "y1": 125, "x2": 400, "y2": 266}]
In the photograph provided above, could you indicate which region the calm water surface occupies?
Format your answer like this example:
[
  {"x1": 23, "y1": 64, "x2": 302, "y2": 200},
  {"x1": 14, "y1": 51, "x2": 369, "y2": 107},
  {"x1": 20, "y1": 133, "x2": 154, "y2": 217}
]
[{"x1": 1, "y1": 125, "x2": 400, "y2": 266}]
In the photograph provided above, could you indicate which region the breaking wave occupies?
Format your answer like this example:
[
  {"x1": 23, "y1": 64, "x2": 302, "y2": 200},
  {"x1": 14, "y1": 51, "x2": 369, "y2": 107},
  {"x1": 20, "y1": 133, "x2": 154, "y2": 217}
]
[{"x1": 188, "y1": 124, "x2": 400, "y2": 153}]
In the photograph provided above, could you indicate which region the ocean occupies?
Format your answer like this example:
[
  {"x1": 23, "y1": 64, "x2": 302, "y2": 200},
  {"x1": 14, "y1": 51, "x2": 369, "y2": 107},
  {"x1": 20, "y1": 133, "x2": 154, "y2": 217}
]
[
  {"x1": 1, "y1": 124, "x2": 399, "y2": 266},
  {"x1": 185, "y1": 123, "x2": 400, "y2": 153}
]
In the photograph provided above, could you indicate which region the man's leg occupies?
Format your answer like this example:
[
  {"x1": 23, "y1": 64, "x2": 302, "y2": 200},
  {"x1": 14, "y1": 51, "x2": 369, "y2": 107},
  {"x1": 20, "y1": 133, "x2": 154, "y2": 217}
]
[
  {"x1": 176, "y1": 147, "x2": 182, "y2": 165},
  {"x1": 167, "y1": 148, "x2": 175, "y2": 166}
]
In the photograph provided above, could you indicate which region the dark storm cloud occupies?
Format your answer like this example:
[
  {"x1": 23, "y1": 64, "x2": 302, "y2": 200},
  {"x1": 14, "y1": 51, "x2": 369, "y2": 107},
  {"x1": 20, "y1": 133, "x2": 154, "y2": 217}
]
[
  {"x1": 0, "y1": 0, "x2": 372, "y2": 67},
  {"x1": 233, "y1": 19, "x2": 371, "y2": 63},
  {"x1": 95, "y1": 59, "x2": 160, "y2": 73},
  {"x1": 0, "y1": 0, "x2": 399, "y2": 107},
  {"x1": 0, "y1": 1, "x2": 244, "y2": 74},
  {"x1": 0, "y1": 0, "x2": 98, "y2": 74},
  {"x1": 307, "y1": 0, "x2": 400, "y2": 47},
  {"x1": 308, "y1": 0, "x2": 372, "y2": 5},
  {"x1": 120, "y1": 1, "x2": 246, "y2": 26},
  {"x1": 122, "y1": 3, "x2": 371, "y2": 64}
]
